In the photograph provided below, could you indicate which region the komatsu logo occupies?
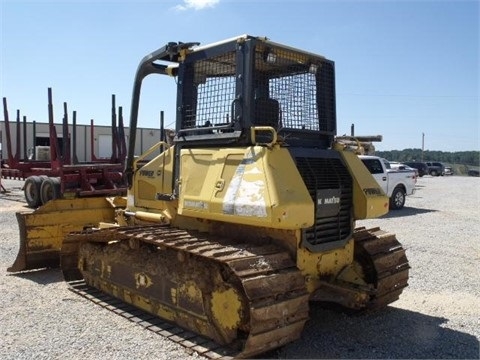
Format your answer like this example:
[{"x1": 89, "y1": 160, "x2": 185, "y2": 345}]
[
  {"x1": 318, "y1": 196, "x2": 340, "y2": 205},
  {"x1": 316, "y1": 189, "x2": 341, "y2": 217}
]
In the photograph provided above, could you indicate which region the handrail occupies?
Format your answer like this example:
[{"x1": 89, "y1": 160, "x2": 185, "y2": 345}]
[
  {"x1": 250, "y1": 126, "x2": 277, "y2": 147},
  {"x1": 133, "y1": 141, "x2": 170, "y2": 169}
]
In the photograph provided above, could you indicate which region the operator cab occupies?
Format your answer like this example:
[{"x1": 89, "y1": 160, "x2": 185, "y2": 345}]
[{"x1": 173, "y1": 35, "x2": 337, "y2": 149}]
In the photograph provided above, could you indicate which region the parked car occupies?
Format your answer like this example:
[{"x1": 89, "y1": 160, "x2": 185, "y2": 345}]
[
  {"x1": 389, "y1": 162, "x2": 419, "y2": 181},
  {"x1": 425, "y1": 162, "x2": 445, "y2": 176},
  {"x1": 467, "y1": 169, "x2": 480, "y2": 177},
  {"x1": 403, "y1": 161, "x2": 429, "y2": 177},
  {"x1": 388, "y1": 161, "x2": 405, "y2": 169},
  {"x1": 444, "y1": 166, "x2": 453, "y2": 175}
]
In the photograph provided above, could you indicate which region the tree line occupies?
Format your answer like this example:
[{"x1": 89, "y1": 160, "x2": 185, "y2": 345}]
[{"x1": 375, "y1": 149, "x2": 480, "y2": 167}]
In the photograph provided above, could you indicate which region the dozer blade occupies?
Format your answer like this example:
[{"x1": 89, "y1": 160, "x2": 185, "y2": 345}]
[{"x1": 8, "y1": 197, "x2": 118, "y2": 272}]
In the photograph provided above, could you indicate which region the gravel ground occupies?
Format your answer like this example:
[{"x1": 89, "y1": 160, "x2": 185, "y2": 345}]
[{"x1": 0, "y1": 176, "x2": 479, "y2": 359}]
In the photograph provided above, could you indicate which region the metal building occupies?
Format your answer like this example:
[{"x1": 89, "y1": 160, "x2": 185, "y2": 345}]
[{"x1": 0, "y1": 120, "x2": 164, "y2": 163}]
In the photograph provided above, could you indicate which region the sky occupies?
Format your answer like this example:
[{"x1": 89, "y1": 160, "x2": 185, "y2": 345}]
[{"x1": 0, "y1": 0, "x2": 478, "y2": 152}]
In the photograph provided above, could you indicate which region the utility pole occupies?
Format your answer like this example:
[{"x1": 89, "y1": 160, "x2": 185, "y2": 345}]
[{"x1": 422, "y1": 132, "x2": 425, "y2": 161}]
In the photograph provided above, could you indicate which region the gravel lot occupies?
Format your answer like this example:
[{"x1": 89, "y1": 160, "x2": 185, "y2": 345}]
[{"x1": 1, "y1": 176, "x2": 479, "y2": 359}]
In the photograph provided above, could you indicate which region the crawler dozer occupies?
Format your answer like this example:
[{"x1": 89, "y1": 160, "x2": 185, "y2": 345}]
[{"x1": 9, "y1": 35, "x2": 409, "y2": 358}]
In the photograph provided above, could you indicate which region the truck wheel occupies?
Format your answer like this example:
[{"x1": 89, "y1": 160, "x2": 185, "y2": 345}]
[
  {"x1": 24, "y1": 176, "x2": 43, "y2": 208},
  {"x1": 430, "y1": 170, "x2": 438, "y2": 176},
  {"x1": 390, "y1": 187, "x2": 406, "y2": 210},
  {"x1": 40, "y1": 177, "x2": 61, "y2": 205}
]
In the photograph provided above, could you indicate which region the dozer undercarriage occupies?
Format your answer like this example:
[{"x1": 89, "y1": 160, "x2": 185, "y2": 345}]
[
  {"x1": 9, "y1": 35, "x2": 410, "y2": 358},
  {"x1": 61, "y1": 226, "x2": 309, "y2": 358},
  {"x1": 59, "y1": 225, "x2": 408, "y2": 358}
]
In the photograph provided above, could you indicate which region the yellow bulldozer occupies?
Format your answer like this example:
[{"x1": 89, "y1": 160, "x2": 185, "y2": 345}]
[{"x1": 8, "y1": 35, "x2": 409, "y2": 358}]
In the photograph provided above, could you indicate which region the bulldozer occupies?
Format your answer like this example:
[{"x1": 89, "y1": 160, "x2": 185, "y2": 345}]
[{"x1": 9, "y1": 35, "x2": 409, "y2": 358}]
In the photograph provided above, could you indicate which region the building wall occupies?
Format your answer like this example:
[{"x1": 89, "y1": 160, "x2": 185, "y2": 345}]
[{"x1": 0, "y1": 121, "x2": 164, "y2": 163}]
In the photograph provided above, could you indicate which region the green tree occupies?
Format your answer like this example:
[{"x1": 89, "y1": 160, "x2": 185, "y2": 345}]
[{"x1": 375, "y1": 150, "x2": 480, "y2": 167}]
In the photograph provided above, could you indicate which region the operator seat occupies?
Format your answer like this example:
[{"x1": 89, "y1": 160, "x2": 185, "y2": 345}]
[{"x1": 254, "y1": 97, "x2": 280, "y2": 128}]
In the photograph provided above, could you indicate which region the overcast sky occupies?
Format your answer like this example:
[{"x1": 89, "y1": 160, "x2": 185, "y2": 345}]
[{"x1": 1, "y1": 0, "x2": 478, "y2": 151}]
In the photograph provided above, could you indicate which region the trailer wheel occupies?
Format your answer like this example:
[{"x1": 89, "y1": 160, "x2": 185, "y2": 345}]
[
  {"x1": 24, "y1": 176, "x2": 43, "y2": 208},
  {"x1": 40, "y1": 177, "x2": 61, "y2": 205}
]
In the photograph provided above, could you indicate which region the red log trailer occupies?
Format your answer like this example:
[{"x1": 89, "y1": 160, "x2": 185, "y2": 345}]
[{"x1": 1, "y1": 88, "x2": 127, "y2": 207}]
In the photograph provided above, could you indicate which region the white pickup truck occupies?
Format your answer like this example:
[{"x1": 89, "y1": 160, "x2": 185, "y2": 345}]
[{"x1": 359, "y1": 155, "x2": 416, "y2": 210}]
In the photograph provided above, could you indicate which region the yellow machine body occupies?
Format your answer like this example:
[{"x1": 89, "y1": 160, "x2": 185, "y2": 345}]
[
  {"x1": 122, "y1": 142, "x2": 391, "y2": 297},
  {"x1": 130, "y1": 143, "x2": 388, "y2": 227},
  {"x1": 131, "y1": 144, "x2": 315, "y2": 228}
]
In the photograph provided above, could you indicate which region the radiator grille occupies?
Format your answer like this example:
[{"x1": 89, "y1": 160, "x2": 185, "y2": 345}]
[{"x1": 295, "y1": 157, "x2": 352, "y2": 250}]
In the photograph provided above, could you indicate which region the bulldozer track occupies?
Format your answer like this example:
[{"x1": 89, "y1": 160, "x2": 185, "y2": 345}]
[
  {"x1": 66, "y1": 279, "x2": 238, "y2": 359},
  {"x1": 62, "y1": 225, "x2": 310, "y2": 359},
  {"x1": 353, "y1": 226, "x2": 410, "y2": 309},
  {"x1": 61, "y1": 225, "x2": 408, "y2": 358}
]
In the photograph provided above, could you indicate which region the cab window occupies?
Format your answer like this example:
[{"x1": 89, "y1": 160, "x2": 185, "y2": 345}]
[{"x1": 361, "y1": 159, "x2": 384, "y2": 174}]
